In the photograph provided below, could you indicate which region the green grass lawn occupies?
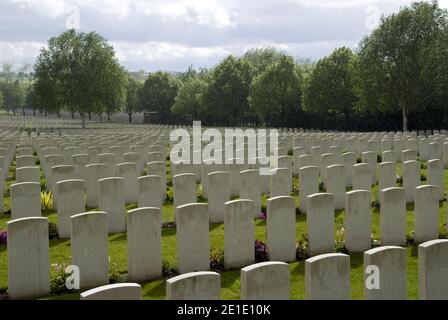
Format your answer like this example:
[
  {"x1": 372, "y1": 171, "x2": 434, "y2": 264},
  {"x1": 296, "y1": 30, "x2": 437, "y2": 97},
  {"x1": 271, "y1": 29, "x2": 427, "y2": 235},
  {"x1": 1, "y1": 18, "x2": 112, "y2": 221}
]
[{"x1": 0, "y1": 157, "x2": 446, "y2": 300}]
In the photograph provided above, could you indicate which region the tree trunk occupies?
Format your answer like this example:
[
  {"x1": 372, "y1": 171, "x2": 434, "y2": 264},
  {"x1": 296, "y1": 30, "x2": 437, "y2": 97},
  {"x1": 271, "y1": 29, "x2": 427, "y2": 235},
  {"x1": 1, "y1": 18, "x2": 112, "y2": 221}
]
[
  {"x1": 45, "y1": 110, "x2": 48, "y2": 116},
  {"x1": 81, "y1": 113, "x2": 86, "y2": 129},
  {"x1": 88, "y1": 112, "x2": 92, "y2": 120},
  {"x1": 402, "y1": 106, "x2": 408, "y2": 132},
  {"x1": 128, "y1": 112, "x2": 132, "y2": 123},
  {"x1": 12, "y1": 108, "x2": 16, "y2": 115},
  {"x1": 71, "y1": 111, "x2": 75, "y2": 119},
  {"x1": 107, "y1": 113, "x2": 110, "y2": 121},
  {"x1": 33, "y1": 109, "x2": 36, "y2": 116},
  {"x1": 22, "y1": 107, "x2": 25, "y2": 116}
]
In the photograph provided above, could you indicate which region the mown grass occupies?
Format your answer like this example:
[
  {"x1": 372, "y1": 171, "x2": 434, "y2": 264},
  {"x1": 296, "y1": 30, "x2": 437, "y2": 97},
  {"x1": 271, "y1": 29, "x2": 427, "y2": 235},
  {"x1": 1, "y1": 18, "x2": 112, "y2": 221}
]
[{"x1": 0, "y1": 156, "x2": 446, "y2": 300}]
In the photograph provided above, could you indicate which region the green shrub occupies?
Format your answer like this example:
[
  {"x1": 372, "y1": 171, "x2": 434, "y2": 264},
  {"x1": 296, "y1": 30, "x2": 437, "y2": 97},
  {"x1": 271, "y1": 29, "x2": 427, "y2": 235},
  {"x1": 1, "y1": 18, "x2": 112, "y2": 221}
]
[
  {"x1": 41, "y1": 190, "x2": 53, "y2": 211},
  {"x1": 210, "y1": 249, "x2": 224, "y2": 271},
  {"x1": 49, "y1": 222, "x2": 59, "y2": 240},
  {"x1": 296, "y1": 234, "x2": 309, "y2": 260},
  {"x1": 162, "y1": 260, "x2": 178, "y2": 278}
]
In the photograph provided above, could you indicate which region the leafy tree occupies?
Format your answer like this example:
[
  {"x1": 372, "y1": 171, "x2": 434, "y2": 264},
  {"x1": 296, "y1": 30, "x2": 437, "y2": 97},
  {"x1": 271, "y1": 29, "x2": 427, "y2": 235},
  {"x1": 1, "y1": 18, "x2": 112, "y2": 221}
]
[
  {"x1": 0, "y1": 91, "x2": 3, "y2": 110},
  {"x1": 33, "y1": 29, "x2": 127, "y2": 127},
  {"x1": 139, "y1": 71, "x2": 179, "y2": 123},
  {"x1": 302, "y1": 47, "x2": 357, "y2": 129},
  {"x1": 125, "y1": 76, "x2": 141, "y2": 123},
  {"x1": 355, "y1": 1, "x2": 448, "y2": 131},
  {"x1": 0, "y1": 80, "x2": 26, "y2": 115},
  {"x1": 242, "y1": 47, "x2": 287, "y2": 76},
  {"x1": 171, "y1": 77, "x2": 208, "y2": 122},
  {"x1": 202, "y1": 55, "x2": 252, "y2": 126},
  {"x1": 249, "y1": 55, "x2": 302, "y2": 127}
]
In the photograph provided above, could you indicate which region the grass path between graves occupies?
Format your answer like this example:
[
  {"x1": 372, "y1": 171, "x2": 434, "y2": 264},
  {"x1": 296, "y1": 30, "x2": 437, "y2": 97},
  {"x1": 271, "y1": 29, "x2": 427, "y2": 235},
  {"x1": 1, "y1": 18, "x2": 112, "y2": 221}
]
[{"x1": 0, "y1": 159, "x2": 447, "y2": 300}]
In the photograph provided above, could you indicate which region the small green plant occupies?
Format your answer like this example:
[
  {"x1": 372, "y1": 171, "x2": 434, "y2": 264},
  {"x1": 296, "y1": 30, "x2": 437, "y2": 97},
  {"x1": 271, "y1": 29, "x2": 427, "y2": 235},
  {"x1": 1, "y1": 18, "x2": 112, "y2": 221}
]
[
  {"x1": 166, "y1": 188, "x2": 173, "y2": 202},
  {"x1": 109, "y1": 261, "x2": 123, "y2": 283},
  {"x1": 296, "y1": 234, "x2": 309, "y2": 260},
  {"x1": 50, "y1": 263, "x2": 72, "y2": 295},
  {"x1": 162, "y1": 259, "x2": 178, "y2": 278},
  {"x1": 197, "y1": 185, "x2": 206, "y2": 202},
  {"x1": 41, "y1": 190, "x2": 54, "y2": 211},
  {"x1": 210, "y1": 249, "x2": 225, "y2": 271},
  {"x1": 49, "y1": 222, "x2": 59, "y2": 240}
]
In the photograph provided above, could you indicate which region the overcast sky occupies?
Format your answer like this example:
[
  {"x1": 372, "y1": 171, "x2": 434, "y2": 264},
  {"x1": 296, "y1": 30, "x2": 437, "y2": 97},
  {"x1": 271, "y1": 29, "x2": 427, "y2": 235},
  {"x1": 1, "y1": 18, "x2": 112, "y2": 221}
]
[{"x1": 0, "y1": 0, "x2": 446, "y2": 72}]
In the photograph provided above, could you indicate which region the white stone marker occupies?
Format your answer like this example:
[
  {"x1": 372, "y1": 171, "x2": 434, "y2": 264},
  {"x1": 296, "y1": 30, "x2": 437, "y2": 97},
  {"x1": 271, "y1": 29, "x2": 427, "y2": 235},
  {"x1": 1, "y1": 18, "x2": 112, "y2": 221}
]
[
  {"x1": 270, "y1": 168, "x2": 292, "y2": 198},
  {"x1": 305, "y1": 253, "x2": 350, "y2": 300},
  {"x1": 298, "y1": 166, "x2": 319, "y2": 214},
  {"x1": 7, "y1": 217, "x2": 50, "y2": 299},
  {"x1": 117, "y1": 162, "x2": 138, "y2": 204},
  {"x1": 418, "y1": 239, "x2": 448, "y2": 300},
  {"x1": 352, "y1": 163, "x2": 371, "y2": 191},
  {"x1": 427, "y1": 159, "x2": 444, "y2": 201},
  {"x1": 71, "y1": 211, "x2": 109, "y2": 289},
  {"x1": 16, "y1": 155, "x2": 36, "y2": 168},
  {"x1": 241, "y1": 262, "x2": 290, "y2": 300},
  {"x1": 138, "y1": 175, "x2": 163, "y2": 209},
  {"x1": 99, "y1": 177, "x2": 126, "y2": 233},
  {"x1": 343, "y1": 152, "x2": 356, "y2": 188},
  {"x1": 85, "y1": 164, "x2": 110, "y2": 208},
  {"x1": 146, "y1": 161, "x2": 167, "y2": 203},
  {"x1": 176, "y1": 203, "x2": 209, "y2": 273},
  {"x1": 173, "y1": 173, "x2": 197, "y2": 217},
  {"x1": 298, "y1": 154, "x2": 313, "y2": 169},
  {"x1": 16, "y1": 166, "x2": 40, "y2": 183},
  {"x1": 11, "y1": 182, "x2": 41, "y2": 219},
  {"x1": 57, "y1": 179, "x2": 85, "y2": 238},
  {"x1": 402, "y1": 149, "x2": 417, "y2": 163},
  {"x1": 81, "y1": 283, "x2": 141, "y2": 300},
  {"x1": 240, "y1": 169, "x2": 261, "y2": 218},
  {"x1": 403, "y1": 160, "x2": 420, "y2": 203},
  {"x1": 72, "y1": 153, "x2": 89, "y2": 182},
  {"x1": 345, "y1": 190, "x2": 371, "y2": 253},
  {"x1": 380, "y1": 187, "x2": 406, "y2": 246},
  {"x1": 306, "y1": 193, "x2": 335, "y2": 256},
  {"x1": 266, "y1": 196, "x2": 296, "y2": 262},
  {"x1": 208, "y1": 171, "x2": 230, "y2": 223},
  {"x1": 326, "y1": 164, "x2": 345, "y2": 210},
  {"x1": 382, "y1": 150, "x2": 396, "y2": 163},
  {"x1": 127, "y1": 207, "x2": 162, "y2": 282},
  {"x1": 224, "y1": 199, "x2": 255, "y2": 269},
  {"x1": 364, "y1": 246, "x2": 406, "y2": 300},
  {"x1": 415, "y1": 185, "x2": 440, "y2": 244},
  {"x1": 378, "y1": 162, "x2": 396, "y2": 191},
  {"x1": 362, "y1": 151, "x2": 377, "y2": 184},
  {"x1": 166, "y1": 271, "x2": 221, "y2": 300}
]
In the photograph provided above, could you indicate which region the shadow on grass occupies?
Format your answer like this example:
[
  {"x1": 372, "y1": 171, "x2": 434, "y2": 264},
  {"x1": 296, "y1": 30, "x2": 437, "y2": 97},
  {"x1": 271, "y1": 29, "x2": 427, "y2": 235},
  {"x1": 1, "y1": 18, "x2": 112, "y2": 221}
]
[
  {"x1": 221, "y1": 269, "x2": 240, "y2": 289},
  {"x1": 49, "y1": 238, "x2": 70, "y2": 248},
  {"x1": 142, "y1": 279, "x2": 165, "y2": 299},
  {"x1": 410, "y1": 245, "x2": 418, "y2": 257},
  {"x1": 162, "y1": 228, "x2": 176, "y2": 237},
  {"x1": 350, "y1": 253, "x2": 363, "y2": 268},
  {"x1": 110, "y1": 233, "x2": 127, "y2": 242}
]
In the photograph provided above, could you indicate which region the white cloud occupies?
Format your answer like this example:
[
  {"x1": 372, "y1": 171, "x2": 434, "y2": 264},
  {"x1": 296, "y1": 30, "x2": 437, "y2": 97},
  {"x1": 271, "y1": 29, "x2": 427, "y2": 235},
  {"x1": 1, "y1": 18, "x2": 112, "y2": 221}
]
[
  {"x1": 112, "y1": 41, "x2": 229, "y2": 62},
  {"x1": 9, "y1": 0, "x2": 236, "y2": 27},
  {"x1": 0, "y1": 41, "x2": 45, "y2": 65}
]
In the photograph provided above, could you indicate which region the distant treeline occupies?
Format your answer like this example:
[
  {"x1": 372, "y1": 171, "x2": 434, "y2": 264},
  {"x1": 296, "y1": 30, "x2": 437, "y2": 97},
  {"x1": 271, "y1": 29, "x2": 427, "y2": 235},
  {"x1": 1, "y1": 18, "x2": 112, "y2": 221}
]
[{"x1": 1, "y1": 1, "x2": 448, "y2": 131}]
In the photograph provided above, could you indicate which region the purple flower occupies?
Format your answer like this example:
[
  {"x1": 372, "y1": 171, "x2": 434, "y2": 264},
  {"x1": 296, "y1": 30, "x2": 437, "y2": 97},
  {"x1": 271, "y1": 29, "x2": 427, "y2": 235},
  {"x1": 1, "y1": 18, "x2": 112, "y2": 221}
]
[
  {"x1": 259, "y1": 212, "x2": 266, "y2": 220},
  {"x1": 255, "y1": 240, "x2": 268, "y2": 262},
  {"x1": 0, "y1": 231, "x2": 7, "y2": 245}
]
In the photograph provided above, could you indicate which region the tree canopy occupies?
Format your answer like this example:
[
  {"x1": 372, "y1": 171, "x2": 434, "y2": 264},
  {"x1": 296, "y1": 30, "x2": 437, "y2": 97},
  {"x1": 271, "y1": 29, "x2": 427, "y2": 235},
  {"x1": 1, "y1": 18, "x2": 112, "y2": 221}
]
[{"x1": 33, "y1": 29, "x2": 127, "y2": 127}]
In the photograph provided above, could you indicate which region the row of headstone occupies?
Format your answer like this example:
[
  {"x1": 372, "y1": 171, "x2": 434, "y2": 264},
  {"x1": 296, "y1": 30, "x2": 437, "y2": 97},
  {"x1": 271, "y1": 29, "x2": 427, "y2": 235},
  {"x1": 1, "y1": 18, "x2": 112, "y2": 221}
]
[{"x1": 77, "y1": 241, "x2": 448, "y2": 300}]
